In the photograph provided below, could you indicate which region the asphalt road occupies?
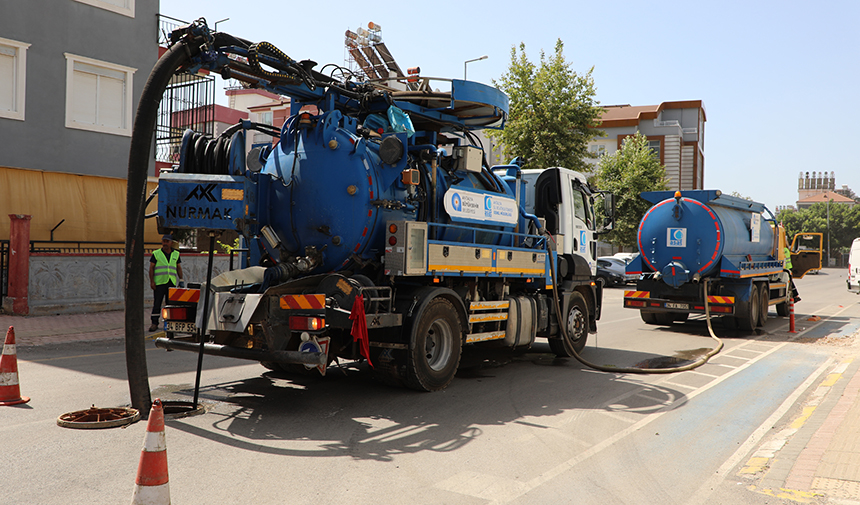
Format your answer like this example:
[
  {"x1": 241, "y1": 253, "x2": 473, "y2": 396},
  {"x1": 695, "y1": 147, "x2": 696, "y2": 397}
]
[{"x1": 3, "y1": 270, "x2": 859, "y2": 504}]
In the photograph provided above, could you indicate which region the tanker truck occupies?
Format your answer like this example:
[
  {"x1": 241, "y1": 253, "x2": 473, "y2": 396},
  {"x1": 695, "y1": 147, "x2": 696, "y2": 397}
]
[
  {"x1": 149, "y1": 20, "x2": 614, "y2": 391},
  {"x1": 623, "y1": 190, "x2": 809, "y2": 331}
]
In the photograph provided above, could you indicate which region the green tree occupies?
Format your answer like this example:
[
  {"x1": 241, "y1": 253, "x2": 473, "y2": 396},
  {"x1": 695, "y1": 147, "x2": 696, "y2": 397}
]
[
  {"x1": 594, "y1": 132, "x2": 668, "y2": 248},
  {"x1": 491, "y1": 39, "x2": 603, "y2": 172},
  {"x1": 778, "y1": 203, "x2": 860, "y2": 260}
]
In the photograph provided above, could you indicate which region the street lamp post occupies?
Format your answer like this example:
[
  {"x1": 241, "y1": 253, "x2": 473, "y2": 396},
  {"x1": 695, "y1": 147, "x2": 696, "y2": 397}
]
[{"x1": 464, "y1": 55, "x2": 488, "y2": 80}]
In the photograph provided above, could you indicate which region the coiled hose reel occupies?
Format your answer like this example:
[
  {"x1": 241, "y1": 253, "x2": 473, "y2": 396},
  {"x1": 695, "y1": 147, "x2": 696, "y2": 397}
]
[{"x1": 177, "y1": 122, "x2": 281, "y2": 175}]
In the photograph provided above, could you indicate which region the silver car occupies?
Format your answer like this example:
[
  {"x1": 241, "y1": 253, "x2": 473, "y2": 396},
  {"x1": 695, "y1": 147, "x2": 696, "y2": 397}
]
[{"x1": 597, "y1": 256, "x2": 637, "y2": 284}]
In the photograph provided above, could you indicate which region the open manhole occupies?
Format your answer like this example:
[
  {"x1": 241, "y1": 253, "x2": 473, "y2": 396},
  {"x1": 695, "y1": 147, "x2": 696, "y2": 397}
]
[
  {"x1": 162, "y1": 400, "x2": 205, "y2": 418},
  {"x1": 57, "y1": 406, "x2": 140, "y2": 429}
]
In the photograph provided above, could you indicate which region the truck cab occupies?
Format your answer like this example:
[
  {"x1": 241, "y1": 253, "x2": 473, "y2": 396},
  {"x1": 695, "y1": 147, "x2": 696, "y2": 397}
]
[{"x1": 513, "y1": 167, "x2": 603, "y2": 276}]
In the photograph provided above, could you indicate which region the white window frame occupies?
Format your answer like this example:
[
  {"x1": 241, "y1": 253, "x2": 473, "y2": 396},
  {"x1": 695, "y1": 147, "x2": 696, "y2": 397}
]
[
  {"x1": 64, "y1": 53, "x2": 136, "y2": 137},
  {"x1": 589, "y1": 144, "x2": 607, "y2": 157},
  {"x1": 73, "y1": 0, "x2": 135, "y2": 18},
  {"x1": 0, "y1": 37, "x2": 31, "y2": 122}
]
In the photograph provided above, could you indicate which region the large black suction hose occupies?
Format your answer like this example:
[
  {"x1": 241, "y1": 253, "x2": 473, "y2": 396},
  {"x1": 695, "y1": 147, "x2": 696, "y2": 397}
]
[
  {"x1": 546, "y1": 233, "x2": 723, "y2": 374},
  {"x1": 124, "y1": 41, "x2": 193, "y2": 418}
]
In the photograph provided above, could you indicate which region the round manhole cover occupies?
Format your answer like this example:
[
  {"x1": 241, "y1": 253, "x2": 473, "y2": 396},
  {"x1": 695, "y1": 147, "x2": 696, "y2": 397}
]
[{"x1": 57, "y1": 406, "x2": 140, "y2": 429}]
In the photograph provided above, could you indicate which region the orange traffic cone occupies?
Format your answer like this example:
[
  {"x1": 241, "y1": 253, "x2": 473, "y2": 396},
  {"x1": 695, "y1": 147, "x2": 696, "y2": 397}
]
[
  {"x1": 131, "y1": 399, "x2": 170, "y2": 505},
  {"x1": 0, "y1": 326, "x2": 29, "y2": 406}
]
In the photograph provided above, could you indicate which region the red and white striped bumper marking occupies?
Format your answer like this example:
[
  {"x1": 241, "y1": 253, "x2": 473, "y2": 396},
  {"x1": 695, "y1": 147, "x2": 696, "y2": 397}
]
[{"x1": 280, "y1": 294, "x2": 326, "y2": 310}]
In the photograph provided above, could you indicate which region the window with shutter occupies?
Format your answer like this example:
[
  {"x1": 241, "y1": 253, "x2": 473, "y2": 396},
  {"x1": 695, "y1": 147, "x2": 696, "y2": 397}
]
[
  {"x1": 0, "y1": 37, "x2": 30, "y2": 121},
  {"x1": 65, "y1": 54, "x2": 136, "y2": 136}
]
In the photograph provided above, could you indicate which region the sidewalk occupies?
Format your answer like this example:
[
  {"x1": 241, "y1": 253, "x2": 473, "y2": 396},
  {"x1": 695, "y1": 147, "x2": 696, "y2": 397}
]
[
  {"x1": 741, "y1": 353, "x2": 860, "y2": 503},
  {"x1": 0, "y1": 309, "x2": 159, "y2": 346}
]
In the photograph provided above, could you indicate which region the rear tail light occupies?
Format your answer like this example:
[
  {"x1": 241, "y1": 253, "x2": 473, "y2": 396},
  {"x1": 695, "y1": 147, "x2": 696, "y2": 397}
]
[
  {"x1": 625, "y1": 300, "x2": 646, "y2": 308},
  {"x1": 709, "y1": 306, "x2": 733, "y2": 314},
  {"x1": 290, "y1": 316, "x2": 325, "y2": 331},
  {"x1": 162, "y1": 306, "x2": 188, "y2": 320}
]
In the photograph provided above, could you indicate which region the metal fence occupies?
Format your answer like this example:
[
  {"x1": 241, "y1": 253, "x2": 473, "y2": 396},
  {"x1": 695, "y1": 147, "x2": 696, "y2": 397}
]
[
  {"x1": 155, "y1": 74, "x2": 216, "y2": 166},
  {"x1": 0, "y1": 241, "x2": 161, "y2": 308},
  {"x1": 29, "y1": 241, "x2": 162, "y2": 254},
  {"x1": 155, "y1": 14, "x2": 216, "y2": 167},
  {"x1": 157, "y1": 14, "x2": 185, "y2": 46}
]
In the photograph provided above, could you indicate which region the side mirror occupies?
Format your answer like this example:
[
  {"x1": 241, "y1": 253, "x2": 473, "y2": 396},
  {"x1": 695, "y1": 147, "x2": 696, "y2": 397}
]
[
  {"x1": 594, "y1": 193, "x2": 615, "y2": 235},
  {"x1": 604, "y1": 193, "x2": 616, "y2": 218}
]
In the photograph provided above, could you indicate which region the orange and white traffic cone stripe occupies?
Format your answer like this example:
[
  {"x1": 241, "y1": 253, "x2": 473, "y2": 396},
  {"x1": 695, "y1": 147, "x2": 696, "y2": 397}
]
[
  {"x1": 789, "y1": 296, "x2": 797, "y2": 333},
  {"x1": 0, "y1": 326, "x2": 30, "y2": 406},
  {"x1": 131, "y1": 398, "x2": 170, "y2": 505}
]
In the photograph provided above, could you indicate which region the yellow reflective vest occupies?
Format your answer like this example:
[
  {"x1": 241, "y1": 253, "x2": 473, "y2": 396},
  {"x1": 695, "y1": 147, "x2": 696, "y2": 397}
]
[{"x1": 153, "y1": 249, "x2": 180, "y2": 286}]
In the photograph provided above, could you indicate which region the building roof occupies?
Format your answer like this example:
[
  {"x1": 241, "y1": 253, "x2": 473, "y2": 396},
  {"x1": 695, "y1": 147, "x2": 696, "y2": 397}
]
[
  {"x1": 171, "y1": 104, "x2": 248, "y2": 128},
  {"x1": 597, "y1": 100, "x2": 706, "y2": 128},
  {"x1": 797, "y1": 192, "x2": 855, "y2": 204},
  {"x1": 211, "y1": 104, "x2": 249, "y2": 124},
  {"x1": 248, "y1": 98, "x2": 291, "y2": 111},
  {"x1": 225, "y1": 88, "x2": 280, "y2": 101}
]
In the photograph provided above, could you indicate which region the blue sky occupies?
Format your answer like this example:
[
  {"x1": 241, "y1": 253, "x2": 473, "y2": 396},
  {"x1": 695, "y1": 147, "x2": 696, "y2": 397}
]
[{"x1": 161, "y1": 0, "x2": 859, "y2": 212}]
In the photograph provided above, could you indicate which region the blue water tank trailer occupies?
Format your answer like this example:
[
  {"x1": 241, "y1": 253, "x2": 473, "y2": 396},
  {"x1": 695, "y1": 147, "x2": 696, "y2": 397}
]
[{"x1": 624, "y1": 190, "x2": 793, "y2": 331}]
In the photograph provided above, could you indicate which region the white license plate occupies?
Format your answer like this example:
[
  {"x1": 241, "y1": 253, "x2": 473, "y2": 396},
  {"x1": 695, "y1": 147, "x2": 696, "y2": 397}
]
[
  {"x1": 165, "y1": 321, "x2": 196, "y2": 333},
  {"x1": 665, "y1": 303, "x2": 688, "y2": 310}
]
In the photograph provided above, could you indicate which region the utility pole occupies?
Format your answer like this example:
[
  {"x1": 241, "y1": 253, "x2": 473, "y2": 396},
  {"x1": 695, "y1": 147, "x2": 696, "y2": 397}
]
[{"x1": 826, "y1": 194, "x2": 831, "y2": 268}]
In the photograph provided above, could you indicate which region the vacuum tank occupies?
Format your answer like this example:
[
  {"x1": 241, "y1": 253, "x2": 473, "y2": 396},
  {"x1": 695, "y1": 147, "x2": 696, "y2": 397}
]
[
  {"x1": 261, "y1": 110, "x2": 513, "y2": 273},
  {"x1": 636, "y1": 190, "x2": 777, "y2": 288}
]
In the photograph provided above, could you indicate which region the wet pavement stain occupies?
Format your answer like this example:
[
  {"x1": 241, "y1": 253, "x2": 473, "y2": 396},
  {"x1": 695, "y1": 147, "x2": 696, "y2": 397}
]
[{"x1": 632, "y1": 347, "x2": 713, "y2": 369}]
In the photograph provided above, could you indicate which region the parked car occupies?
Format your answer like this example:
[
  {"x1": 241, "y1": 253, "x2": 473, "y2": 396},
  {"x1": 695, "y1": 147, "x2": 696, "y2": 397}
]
[
  {"x1": 596, "y1": 262, "x2": 626, "y2": 287},
  {"x1": 597, "y1": 256, "x2": 637, "y2": 284},
  {"x1": 612, "y1": 252, "x2": 637, "y2": 264}
]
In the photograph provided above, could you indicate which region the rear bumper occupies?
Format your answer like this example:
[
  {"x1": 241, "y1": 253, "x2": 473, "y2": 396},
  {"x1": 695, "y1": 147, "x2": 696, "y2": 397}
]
[
  {"x1": 623, "y1": 291, "x2": 735, "y2": 315},
  {"x1": 154, "y1": 337, "x2": 326, "y2": 366}
]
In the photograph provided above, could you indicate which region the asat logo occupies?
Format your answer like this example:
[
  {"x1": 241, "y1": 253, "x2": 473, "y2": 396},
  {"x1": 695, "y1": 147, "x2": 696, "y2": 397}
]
[
  {"x1": 667, "y1": 227, "x2": 687, "y2": 247},
  {"x1": 451, "y1": 193, "x2": 462, "y2": 212},
  {"x1": 184, "y1": 184, "x2": 218, "y2": 202},
  {"x1": 484, "y1": 195, "x2": 492, "y2": 217}
]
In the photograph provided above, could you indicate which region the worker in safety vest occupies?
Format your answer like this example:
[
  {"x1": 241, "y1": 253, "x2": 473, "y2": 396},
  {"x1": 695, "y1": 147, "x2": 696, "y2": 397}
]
[
  {"x1": 149, "y1": 234, "x2": 184, "y2": 332},
  {"x1": 784, "y1": 245, "x2": 800, "y2": 303}
]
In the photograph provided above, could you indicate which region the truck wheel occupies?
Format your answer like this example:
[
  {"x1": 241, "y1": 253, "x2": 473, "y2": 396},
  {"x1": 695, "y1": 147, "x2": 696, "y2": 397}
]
[
  {"x1": 757, "y1": 284, "x2": 769, "y2": 327},
  {"x1": 776, "y1": 300, "x2": 790, "y2": 317},
  {"x1": 738, "y1": 287, "x2": 760, "y2": 331},
  {"x1": 672, "y1": 312, "x2": 689, "y2": 323},
  {"x1": 549, "y1": 292, "x2": 588, "y2": 357},
  {"x1": 406, "y1": 297, "x2": 462, "y2": 392},
  {"x1": 654, "y1": 313, "x2": 674, "y2": 325},
  {"x1": 641, "y1": 311, "x2": 658, "y2": 324}
]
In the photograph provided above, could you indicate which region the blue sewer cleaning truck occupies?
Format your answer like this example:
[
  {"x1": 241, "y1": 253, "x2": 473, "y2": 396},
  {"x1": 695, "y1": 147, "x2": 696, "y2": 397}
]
[
  {"x1": 150, "y1": 20, "x2": 615, "y2": 391},
  {"x1": 623, "y1": 190, "x2": 814, "y2": 330}
]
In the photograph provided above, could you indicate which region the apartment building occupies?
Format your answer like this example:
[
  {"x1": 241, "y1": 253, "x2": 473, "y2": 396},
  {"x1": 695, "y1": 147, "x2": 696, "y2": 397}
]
[
  {"x1": 587, "y1": 101, "x2": 706, "y2": 190},
  {"x1": 0, "y1": 0, "x2": 159, "y2": 242}
]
